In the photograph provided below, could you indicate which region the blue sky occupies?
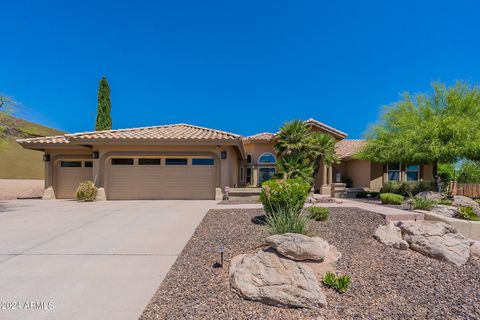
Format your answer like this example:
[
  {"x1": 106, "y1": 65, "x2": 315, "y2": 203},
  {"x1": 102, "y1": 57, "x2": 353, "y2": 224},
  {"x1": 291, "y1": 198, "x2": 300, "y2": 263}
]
[{"x1": 1, "y1": 1, "x2": 479, "y2": 138}]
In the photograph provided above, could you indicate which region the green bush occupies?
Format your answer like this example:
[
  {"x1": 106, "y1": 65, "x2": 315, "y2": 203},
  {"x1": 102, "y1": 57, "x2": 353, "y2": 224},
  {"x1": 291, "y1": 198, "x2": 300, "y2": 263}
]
[
  {"x1": 266, "y1": 205, "x2": 309, "y2": 235},
  {"x1": 438, "y1": 199, "x2": 452, "y2": 206},
  {"x1": 356, "y1": 191, "x2": 380, "y2": 198},
  {"x1": 381, "y1": 181, "x2": 434, "y2": 196},
  {"x1": 411, "y1": 197, "x2": 437, "y2": 211},
  {"x1": 380, "y1": 193, "x2": 404, "y2": 205},
  {"x1": 75, "y1": 180, "x2": 97, "y2": 201},
  {"x1": 457, "y1": 206, "x2": 480, "y2": 221},
  {"x1": 322, "y1": 272, "x2": 350, "y2": 294},
  {"x1": 308, "y1": 206, "x2": 329, "y2": 221},
  {"x1": 259, "y1": 178, "x2": 311, "y2": 216}
]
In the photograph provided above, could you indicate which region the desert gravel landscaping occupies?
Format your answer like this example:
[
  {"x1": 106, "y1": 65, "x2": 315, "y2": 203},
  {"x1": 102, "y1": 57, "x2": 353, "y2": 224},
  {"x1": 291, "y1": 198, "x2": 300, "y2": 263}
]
[{"x1": 140, "y1": 207, "x2": 480, "y2": 320}]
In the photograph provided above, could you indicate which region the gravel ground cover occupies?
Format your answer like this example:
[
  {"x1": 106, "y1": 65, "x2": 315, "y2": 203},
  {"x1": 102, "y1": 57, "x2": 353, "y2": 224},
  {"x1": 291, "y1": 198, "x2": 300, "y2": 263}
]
[{"x1": 140, "y1": 207, "x2": 480, "y2": 320}]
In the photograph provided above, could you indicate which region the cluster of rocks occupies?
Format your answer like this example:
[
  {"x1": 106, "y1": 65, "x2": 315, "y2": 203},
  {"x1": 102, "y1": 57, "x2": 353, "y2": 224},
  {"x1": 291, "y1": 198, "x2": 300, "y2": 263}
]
[
  {"x1": 374, "y1": 220, "x2": 476, "y2": 266},
  {"x1": 417, "y1": 192, "x2": 480, "y2": 219},
  {"x1": 229, "y1": 233, "x2": 341, "y2": 309}
]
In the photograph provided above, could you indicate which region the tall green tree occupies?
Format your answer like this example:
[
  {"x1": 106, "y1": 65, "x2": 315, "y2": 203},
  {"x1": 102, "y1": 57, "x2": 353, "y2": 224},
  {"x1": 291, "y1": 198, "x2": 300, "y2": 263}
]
[
  {"x1": 356, "y1": 82, "x2": 480, "y2": 190},
  {"x1": 95, "y1": 77, "x2": 112, "y2": 131},
  {"x1": 274, "y1": 120, "x2": 339, "y2": 183}
]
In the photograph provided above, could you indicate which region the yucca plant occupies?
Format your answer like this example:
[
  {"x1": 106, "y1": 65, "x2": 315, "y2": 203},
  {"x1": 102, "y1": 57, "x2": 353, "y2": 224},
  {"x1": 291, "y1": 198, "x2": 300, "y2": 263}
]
[{"x1": 322, "y1": 272, "x2": 351, "y2": 294}]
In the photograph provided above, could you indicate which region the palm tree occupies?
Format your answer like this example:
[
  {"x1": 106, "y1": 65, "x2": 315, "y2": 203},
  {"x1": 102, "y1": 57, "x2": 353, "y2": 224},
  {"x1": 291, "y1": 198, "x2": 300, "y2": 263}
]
[
  {"x1": 276, "y1": 154, "x2": 314, "y2": 182},
  {"x1": 274, "y1": 120, "x2": 340, "y2": 184},
  {"x1": 274, "y1": 120, "x2": 311, "y2": 157}
]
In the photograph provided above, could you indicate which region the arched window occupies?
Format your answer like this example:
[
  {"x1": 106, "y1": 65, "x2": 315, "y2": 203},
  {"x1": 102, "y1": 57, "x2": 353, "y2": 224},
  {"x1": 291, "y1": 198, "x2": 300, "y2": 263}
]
[
  {"x1": 246, "y1": 154, "x2": 252, "y2": 164},
  {"x1": 258, "y1": 153, "x2": 276, "y2": 164}
]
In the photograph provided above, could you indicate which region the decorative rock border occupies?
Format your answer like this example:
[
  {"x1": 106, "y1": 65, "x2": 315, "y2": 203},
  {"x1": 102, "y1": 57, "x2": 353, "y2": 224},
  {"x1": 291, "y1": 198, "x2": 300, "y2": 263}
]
[{"x1": 414, "y1": 209, "x2": 480, "y2": 240}]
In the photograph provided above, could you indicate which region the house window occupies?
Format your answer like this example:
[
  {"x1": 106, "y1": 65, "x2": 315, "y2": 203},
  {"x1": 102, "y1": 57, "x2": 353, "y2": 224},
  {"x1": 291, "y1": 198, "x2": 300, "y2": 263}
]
[
  {"x1": 387, "y1": 163, "x2": 400, "y2": 181},
  {"x1": 258, "y1": 153, "x2": 276, "y2": 164},
  {"x1": 84, "y1": 161, "x2": 93, "y2": 167},
  {"x1": 246, "y1": 154, "x2": 252, "y2": 164},
  {"x1": 165, "y1": 158, "x2": 188, "y2": 165},
  {"x1": 240, "y1": 167, "x2": 244, "y2": 182},
  {"x1": 139, "y1": 158, "x2": 161, "y2": 165},
  {"x1": 406, "y1": 165, "x2": 420, "y2": 181},
  {"x1": 192, "y1": 158, "x2": 214, "y2": 165},
  {"x1": 259, "y1": 167, "x2": 276, "y2": 184},
  {"x1": 111, "y1": 158, "x2": 134, "y2": 165},
  {"x1": 61, "y1": 161, "x2": 82, "y2": 167},
  {"x1": 246, "y1": 168, "x2": 252, "y2": 184}
]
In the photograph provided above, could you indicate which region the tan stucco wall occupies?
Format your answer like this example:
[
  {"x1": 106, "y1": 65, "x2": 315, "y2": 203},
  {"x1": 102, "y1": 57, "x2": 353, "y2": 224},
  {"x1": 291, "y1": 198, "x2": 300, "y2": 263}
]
[
  {"x1": 243, "y1": 141, "x2": 276, "y2": 186},
  {"x1": 370, "y1": 162, "x2": 384, "y2": 191},
  {"x1": 44, "y1": 144, "x2": 241, "y2": 196},
  {"x1": 344, "y1": 160, "x2": 371, "y2": 189},
  {"x1": 422, "y1": 163, "x2": 434, "y2": 181}
]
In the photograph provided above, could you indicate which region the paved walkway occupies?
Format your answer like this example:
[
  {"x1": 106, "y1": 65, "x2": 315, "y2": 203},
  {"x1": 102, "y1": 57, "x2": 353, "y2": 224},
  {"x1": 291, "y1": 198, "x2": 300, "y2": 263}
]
[{"x1": 215, "y1": 198, "x2": 423, "y2": 221}]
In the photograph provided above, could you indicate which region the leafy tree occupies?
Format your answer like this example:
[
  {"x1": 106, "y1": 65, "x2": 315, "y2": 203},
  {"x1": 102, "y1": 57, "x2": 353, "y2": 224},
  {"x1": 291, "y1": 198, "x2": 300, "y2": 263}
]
[
  {"x1": 95, "y1": 77, "x2": 112, "y2": 131},
  {"x1": 356, "y1": 82, "x2": 480, "y2": 190},
  {"x1": 274, "y1": 120, "x2": 339, "y2": 184},
  {"x1": 457, "y1": 160, "x2": 480, "y2": 183},
  {"x1": 0, "y1": 95, "x2": 18, "y2": 115}
]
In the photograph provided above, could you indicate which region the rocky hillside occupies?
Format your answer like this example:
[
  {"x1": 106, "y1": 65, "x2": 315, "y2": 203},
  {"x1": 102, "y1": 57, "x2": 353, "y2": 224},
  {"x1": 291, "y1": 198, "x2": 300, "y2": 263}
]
[{"x1": 0, "y1": 113, "x2": 64, "y2": 179}]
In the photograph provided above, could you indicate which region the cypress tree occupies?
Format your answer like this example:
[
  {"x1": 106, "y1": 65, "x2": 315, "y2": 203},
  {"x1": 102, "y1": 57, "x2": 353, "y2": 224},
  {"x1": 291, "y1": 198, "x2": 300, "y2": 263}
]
[{"x1": 95, "y1": 76, "x2": 112, "y2": 131}]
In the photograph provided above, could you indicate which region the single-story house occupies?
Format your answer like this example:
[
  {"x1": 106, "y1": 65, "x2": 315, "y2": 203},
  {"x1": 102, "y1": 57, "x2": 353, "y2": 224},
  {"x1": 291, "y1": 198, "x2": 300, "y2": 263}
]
[{"x1": 17, "y1": 118, "x2": 433, "y2": 200}]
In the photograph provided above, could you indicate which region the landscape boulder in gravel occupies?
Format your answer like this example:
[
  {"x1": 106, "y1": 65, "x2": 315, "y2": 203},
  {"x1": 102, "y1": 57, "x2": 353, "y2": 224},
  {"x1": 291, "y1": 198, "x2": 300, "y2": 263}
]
[
  {"x1": 398, "y1": 221, "x2": 472, "y2": 266},
  {"x1": 374, "y1": 223, "x2": 409, "y2": 250},
  {"x1": 453, "y1": 195, "x2": 479, "y2": 208},
  {"x1": 430, "y1": 205, "x2": 458, "y2": 218},
  {"x1": 229, "y1": 250, "x2": 326, "y2": 309},
  {"x1": 417, "y1": 191, "x2": 443, "y2": 201},
  {"x1": 266, "y1": 233, "x2": 329, "y2": 261}
]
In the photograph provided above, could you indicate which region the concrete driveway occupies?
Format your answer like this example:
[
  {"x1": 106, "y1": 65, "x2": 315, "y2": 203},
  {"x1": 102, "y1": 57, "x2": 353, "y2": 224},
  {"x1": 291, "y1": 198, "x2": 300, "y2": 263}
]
[{"x1": 0, "y1": 199, "x2": 215, "y2": 320}]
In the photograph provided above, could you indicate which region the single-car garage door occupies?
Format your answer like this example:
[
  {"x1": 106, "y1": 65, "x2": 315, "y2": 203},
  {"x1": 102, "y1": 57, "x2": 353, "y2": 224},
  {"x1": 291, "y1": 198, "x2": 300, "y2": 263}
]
[
  {"x1": 106, "y1": 157, "x2": 216, "y2": 200},
  {"x1": 55, "y1": 160, "x2": 93, "y2": 199}
]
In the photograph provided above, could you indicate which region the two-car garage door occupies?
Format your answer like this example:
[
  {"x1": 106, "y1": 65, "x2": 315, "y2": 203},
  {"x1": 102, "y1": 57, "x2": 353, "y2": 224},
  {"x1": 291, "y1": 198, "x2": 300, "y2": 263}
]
[{"x1": 106, "y1": 157, "x2": 216, "y2": 200}]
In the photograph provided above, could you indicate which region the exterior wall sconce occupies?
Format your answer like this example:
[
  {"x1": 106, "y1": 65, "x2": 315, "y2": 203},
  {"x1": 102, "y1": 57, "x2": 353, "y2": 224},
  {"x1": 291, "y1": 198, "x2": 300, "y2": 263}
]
[
  {"x1": 92, "y1": 151, "x2": 100, "y2": 159},
  {"x1": 43, "y1": 154, "x2": 50, "y2": 162},
  {"x1": 221, "y1": 151, "x2": 227, "y2": 159}
]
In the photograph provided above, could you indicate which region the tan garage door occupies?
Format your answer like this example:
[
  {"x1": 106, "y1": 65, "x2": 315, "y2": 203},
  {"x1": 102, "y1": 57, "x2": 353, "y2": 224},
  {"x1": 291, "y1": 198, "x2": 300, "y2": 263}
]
[
  {"x1": 55, "y1": 160, "x2": 93, "y2": 199},
  {"x1": 107, "y1": 157, "x2": 216, "y2": 200}
]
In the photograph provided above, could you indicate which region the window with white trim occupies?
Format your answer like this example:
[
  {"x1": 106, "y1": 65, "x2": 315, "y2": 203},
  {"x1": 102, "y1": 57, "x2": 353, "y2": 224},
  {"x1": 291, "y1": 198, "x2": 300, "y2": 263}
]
[
  {"x1": 387, "y1": 163, "x2": 400, "y2": 181},
  {"x1": 406, "y1": 165, "x2": 420, "y2": 181},
  {"x1": 258, "y1": 153, "x2": 276, "y2": 164}
]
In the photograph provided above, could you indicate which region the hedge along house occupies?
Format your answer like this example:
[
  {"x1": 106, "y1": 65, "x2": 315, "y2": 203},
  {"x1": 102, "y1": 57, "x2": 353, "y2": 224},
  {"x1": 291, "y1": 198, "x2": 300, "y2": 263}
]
[{"x1": 17, "y1": 119, "x2": 434, "y2": 200}]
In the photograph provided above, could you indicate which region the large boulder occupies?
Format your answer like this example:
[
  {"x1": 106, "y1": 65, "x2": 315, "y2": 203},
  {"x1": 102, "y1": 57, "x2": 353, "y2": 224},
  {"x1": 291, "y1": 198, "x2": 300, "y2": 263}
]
[
  {"x1": 266, "y1": 233, "x2": 329, "y2": 261},
  {"x1": 417, "y1": 191, "x2": 443, "y2": 201},
  {"x1": 431, "y1": 205, "x2": 458, "y2": 218},
  {"x1": 229, "y1": 250, "x2": 326, "y2": 309},
  {"x1": 302, "y1": 246, "x2": 342, "y2": 279},
  {"x1": 374, "y1": 223, "x2": 409, "y2": 250},
  {"x1": 452, "y1": 195, "x2": 479, "y2": 208},
  {"x1": 398, "y1": 221, "x2": 471, "y2": 266}
]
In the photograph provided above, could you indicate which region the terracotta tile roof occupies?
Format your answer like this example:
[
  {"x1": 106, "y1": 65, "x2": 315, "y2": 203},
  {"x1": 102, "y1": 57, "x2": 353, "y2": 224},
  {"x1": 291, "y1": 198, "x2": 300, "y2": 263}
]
[
  {"x1": 17, "y1": 135, "x2": 69, "y2": 144},
  {"x1": 66, "y1": 124, "x2": 241, "y2": 141},
  {"x1": 335, "y1": 139, "x2": 366, "y2": 159},
  {"x1": 305, "y1": 118, "x2": 348, "y2": 139},
  {"x1": 244, "y1": 132, "x2": 276, "y2": 142}
]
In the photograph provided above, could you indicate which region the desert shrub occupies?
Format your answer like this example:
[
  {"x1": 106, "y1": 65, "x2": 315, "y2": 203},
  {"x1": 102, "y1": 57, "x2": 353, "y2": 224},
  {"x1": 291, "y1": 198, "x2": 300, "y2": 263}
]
[
  {"x1": 438, "y1": 199, "x2": 452, "y2": 206},
  {"x1": 356, "y1": 191, "x2": 380, "y2": 198},
  {"x1": 266, "y1": 205, "x2": 309, "y2": 235},
  {"x1": 259, "y1": 178, "x2": 311, "y2": 216},
  {"x1": 308, "y1": 206, "x2": 329, "y2": 221},
  {"x1": 381, "y1": 181, "x2": 433, "y2": 196},
  {"x1": 457, "y1": 206, "x2": 480, "y2": 221},
  {"x1": 380, "y1": 193, "x2": 404, "y2": 205},
  {"x1": 75, "y1": 180, "x2": 97, "y2": 201},
  {"x1": 322, "y1": 272, "x2": 350, "y2": 294},
  {"x1": 411, "y1": 197, "x2": 437, "y2": 211}
]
